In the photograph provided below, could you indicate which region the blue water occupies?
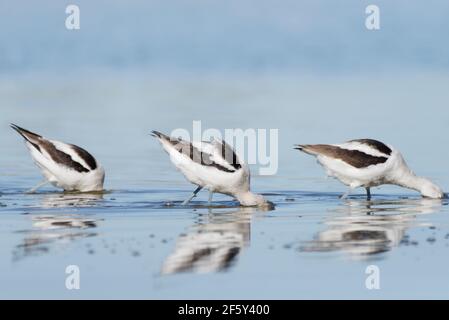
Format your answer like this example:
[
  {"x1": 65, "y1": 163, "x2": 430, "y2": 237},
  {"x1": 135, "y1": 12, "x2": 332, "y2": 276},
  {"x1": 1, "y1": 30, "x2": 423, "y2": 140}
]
[
  {"x1": 1, "y1": 73, "x2": 449, "y2": 299},
  {"x1": 1, "y1": 1, "x2": 449, "y2": 299}
]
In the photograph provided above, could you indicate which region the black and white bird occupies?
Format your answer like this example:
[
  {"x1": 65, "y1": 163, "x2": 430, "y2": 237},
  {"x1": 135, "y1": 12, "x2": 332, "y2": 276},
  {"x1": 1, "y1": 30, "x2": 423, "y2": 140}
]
[
  {"x1": 151, "y1": 131, "x2": 268, "y2": 207},
  {"x1": 11, "y1": 124, "x2": 105, "y2": 193},
  {"x1": 295, "y1": 139, "x2": 444, "y2": 200}
]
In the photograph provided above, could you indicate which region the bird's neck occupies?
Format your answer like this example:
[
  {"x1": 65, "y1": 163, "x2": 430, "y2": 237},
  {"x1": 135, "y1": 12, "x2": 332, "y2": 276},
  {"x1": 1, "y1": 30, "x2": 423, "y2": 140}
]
[{"x1": 393, "y1": 169, "x2": 426, "y2": 193}]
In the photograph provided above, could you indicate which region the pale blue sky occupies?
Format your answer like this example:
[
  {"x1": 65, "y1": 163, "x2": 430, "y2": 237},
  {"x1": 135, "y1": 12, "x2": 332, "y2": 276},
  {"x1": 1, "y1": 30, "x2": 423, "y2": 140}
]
[{"x1": 0, "y1": 0, "x2": 448, "y2": 74}]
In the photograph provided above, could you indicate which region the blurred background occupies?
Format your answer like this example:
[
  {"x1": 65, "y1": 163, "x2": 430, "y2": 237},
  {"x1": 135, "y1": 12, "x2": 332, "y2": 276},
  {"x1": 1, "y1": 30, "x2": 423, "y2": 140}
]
[
  {"x1": 1, "y1": 0, "x2": 448, "y2": 193},
  {"x1": 2, "y1": 0, "x2": 449, "y2": 73}
]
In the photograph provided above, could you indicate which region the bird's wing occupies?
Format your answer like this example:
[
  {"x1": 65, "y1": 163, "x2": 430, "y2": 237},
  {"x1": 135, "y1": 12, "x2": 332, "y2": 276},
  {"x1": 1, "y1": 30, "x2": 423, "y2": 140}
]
[
  {"x1": 345, "y1": 139, "x2": 392, "y2": 156},
  {"x1": 295, "y1": 143, "x2": 389, "y2": 169},
  {"x1": 11, "y1": 124, "x2": 97, "y2": 173},
  {"x1": 206, "y1": 138, "x2": 242, "y2": 172},
  {"x1": 152, "y1": 131, "x2": 241, "y2": 173}
]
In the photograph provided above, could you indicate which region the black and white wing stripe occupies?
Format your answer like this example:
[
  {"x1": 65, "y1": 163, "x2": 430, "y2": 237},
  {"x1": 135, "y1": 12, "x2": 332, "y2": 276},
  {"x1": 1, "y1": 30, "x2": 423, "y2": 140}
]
[
  {"x1": 348, "y1": 139, "x2": 392, "y2": 156},
  {"x1": 11, "y1": 124, "x2": 98, "y2": 173},
  {"x1": 151, "y1": 131, "x2": 242, "y2": 173},
  {"x1": 295, "y1": 139, "x2": 392, "y2": 169}
]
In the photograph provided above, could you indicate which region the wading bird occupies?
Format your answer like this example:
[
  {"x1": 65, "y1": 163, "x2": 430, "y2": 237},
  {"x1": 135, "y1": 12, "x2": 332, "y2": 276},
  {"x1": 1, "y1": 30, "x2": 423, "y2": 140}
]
[
  {"x1": 151, "y1": 131, "x2": 268, "y2": 207},
  {"x1": 11, "y1": 124, "x2": 105, "y2": 193},
  {"x1": 295, "y1": 139, "x2": 444, "y2": 200}
]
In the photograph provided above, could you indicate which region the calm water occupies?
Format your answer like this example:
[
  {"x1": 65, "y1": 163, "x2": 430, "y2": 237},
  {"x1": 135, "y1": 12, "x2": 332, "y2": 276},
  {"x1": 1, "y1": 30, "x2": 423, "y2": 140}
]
[{"x1": 1, "y1": 73, "x2": 449, "y2": 299}]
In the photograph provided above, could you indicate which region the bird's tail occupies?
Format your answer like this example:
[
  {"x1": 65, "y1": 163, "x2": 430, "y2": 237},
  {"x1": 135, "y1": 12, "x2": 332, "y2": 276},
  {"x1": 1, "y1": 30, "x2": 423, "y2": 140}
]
[
  {"x1": 10, "y1": 124, "x2": 42, "y2": 145},
  {"x1": 150, "y1": 130, "x2": 171, "y2": 141},
  {"x1": 294, "y1": 144, "x2": 319, "y2": 156}
]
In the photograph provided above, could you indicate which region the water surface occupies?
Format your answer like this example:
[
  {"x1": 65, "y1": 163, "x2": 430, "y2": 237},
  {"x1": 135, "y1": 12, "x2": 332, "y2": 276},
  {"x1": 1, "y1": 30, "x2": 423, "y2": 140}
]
[{"x1": 1, "y1": 73, "x2": 449, "y2": 299}]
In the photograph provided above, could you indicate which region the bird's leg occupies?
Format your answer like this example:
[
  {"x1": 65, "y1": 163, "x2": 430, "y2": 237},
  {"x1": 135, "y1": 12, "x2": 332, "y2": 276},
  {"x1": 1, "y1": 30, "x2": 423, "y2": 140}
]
[
  {"x1": 340, "y1": 187, "x2": 353, "y2": 200},
  {"x1": 366, "y1": 187, "x2": 372, "y2": 201},
  {"x1": 208, "y1": 191, "x2": 213, "y2": 206},
  {"x1": 182, "y1": 186, "x2": 203, "y2": 205},
  {"x1": 26, "y1": 180, "x2": 49, "y2": 194}
]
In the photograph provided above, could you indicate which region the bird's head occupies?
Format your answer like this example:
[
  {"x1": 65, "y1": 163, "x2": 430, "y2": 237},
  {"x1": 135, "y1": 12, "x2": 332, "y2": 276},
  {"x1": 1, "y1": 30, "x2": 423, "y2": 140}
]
[
  {"x1": 420, "y1": 179, "x2": 445, "y2": 199},
  {"x1": 236, "y1": 192, "x2": 274, "y2": 209}
]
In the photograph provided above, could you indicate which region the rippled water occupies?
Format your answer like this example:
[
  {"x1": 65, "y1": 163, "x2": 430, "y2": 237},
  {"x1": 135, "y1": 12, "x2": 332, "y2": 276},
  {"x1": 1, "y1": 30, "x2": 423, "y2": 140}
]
[{"x1": 1, "y1": 73, "x2": 449, "y2": 299}]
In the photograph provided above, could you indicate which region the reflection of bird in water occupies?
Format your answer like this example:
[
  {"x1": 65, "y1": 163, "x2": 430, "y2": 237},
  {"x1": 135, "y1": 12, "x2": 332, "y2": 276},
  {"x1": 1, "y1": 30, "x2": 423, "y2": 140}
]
[
  {"x1": 13, "y1": 214, "x2": 99, "y2": 261},
  {"x1": 161, "y1": 207, "x2": 270, "y2": 275},
  {"x1": 300, "y1": 198, "x2": 442, "y2": 258},
  {"x1": 39, "y1": 192, "x2": 103, "y2": 208},
  {"x1": 31, "y1": 215, "x2": 97, "y2": 229}
]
